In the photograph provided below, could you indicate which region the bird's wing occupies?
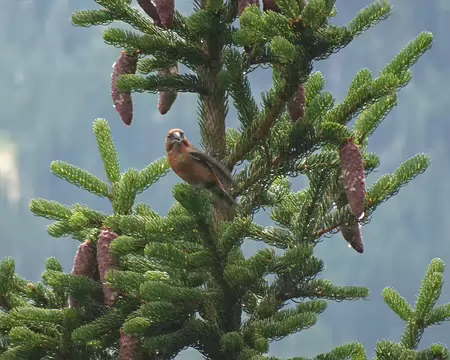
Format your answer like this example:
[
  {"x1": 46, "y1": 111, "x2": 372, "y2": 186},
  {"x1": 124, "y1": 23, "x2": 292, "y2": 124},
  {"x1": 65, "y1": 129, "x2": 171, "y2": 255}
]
[{"x1": 188, "y1": 148, "x2": 234, "y2": 185}]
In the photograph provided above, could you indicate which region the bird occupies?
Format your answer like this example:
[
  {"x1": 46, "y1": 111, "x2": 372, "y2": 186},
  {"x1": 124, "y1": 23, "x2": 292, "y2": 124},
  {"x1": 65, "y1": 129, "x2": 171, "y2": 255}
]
[{"x1": 165, "y1": 128, "x2": 236, "y2": 206}]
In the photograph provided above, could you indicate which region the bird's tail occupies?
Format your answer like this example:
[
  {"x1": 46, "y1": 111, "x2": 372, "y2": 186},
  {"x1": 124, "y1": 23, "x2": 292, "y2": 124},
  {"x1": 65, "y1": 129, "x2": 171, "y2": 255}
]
[
  {"x1": 221, "y1": 189, "x2": 236, "y2": 207},
  {"x1": 211, "y1": 185, "x2": 236, "y2": 207}
]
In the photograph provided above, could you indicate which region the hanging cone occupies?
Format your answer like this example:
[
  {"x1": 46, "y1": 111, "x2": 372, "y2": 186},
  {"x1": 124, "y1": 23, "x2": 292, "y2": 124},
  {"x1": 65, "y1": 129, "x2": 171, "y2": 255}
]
[
  {"x1": 69, "y1": 240, "x2": 98, "y2": 308},
  {"x1": 157, "y1": 65, "x2": 179, "y2": 115},
  {"x1": 288, "y1": 84, "x2": 306, "y2": 122},
  {"x1": 339, "y1": 139, "x2": 366, "y2": 219},
  {"x1": 155, "y1": 0, "x2": 175, "y2": 28},
  {"x1": 111, "y1": 51, "x2": 138, "y2": 126},
  {"x1": 299, "y1": 0, "x2": 308, "y2": 8},
  {"x1": 137, "y1": 0, "x2": 161, "y2": 25},
  {"x1": 340, "y1": 221, "x2": 364, "y2": 253},
  {"x1": 152, "y1": 0, "x2": 178, "y2": 116},
  {"x1": 120, "y1": 331, "x2": 140, "y2": 360},
  {"x1": 238, "y1": 0, "x2": 260, "y2": 16},
  {"x1": 262, "y1": 0, "x2": 280, "y2": 12},
  {"x1": 97, "y1": 228, "x2": 119, "y2": 306}
]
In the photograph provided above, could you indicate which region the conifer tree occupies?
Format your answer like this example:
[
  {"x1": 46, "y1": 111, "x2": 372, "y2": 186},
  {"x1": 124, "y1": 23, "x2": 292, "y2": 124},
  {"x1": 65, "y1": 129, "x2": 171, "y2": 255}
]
[{"x1": 1, "y1": 0, "x2": 449, "y2": 359}]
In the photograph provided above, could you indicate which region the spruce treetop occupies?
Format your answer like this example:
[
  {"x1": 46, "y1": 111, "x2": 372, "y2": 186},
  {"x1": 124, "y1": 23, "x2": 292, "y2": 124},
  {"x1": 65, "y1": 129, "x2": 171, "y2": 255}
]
[{"x1": 1, "y1": 1, "x2": 448, "y2": 360}]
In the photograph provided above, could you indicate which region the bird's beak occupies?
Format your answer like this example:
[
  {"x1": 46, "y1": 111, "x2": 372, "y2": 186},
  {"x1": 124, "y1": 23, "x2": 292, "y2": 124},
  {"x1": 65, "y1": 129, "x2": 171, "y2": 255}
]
[{"x1": 172, "y1": 131, "x2": 181, "y2": 142}]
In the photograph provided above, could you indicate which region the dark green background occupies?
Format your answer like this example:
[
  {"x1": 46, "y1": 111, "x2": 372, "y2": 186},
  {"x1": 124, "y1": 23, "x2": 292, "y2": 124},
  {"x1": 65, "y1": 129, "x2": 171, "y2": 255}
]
[{"x1": 1, "y1": 0, "x2": 449, "y2": 358}]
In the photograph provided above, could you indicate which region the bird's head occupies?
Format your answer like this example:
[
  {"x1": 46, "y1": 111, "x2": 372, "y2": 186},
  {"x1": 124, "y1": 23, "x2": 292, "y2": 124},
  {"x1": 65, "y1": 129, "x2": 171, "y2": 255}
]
[{"x1": 166, "y1": 128, "x2": 188, "y2": 151}]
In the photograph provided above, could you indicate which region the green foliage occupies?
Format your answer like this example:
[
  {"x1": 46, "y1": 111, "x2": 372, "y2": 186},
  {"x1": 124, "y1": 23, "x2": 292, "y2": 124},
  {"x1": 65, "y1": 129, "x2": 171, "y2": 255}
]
[
  {"x1": 353, "y1": 94, "x2": 398, "y2": 142},
  {"x1": 94, "y1": 119, "x2": 121, "y2": 184},
  {"x1": 50, "y1": 160, "x2": 111, "y2": 199},
  {"x1": 287, "y1": 342, "x2": 368, "y2": 360},
  {"x1": 381, "y1": 31, "x2": 433, "y2": 88},
  {"x1": 28, "y1": 119, "x2": 170, "y2": 243},
  {"x1": 116, "y1": 73, "x2": 206, "y2": 94},
  {"x1": 224, "y1": 49, "x2": 260, "y2": 129},
  {"x1": 366, "y1": 154, "x2": 430, "y2": 215},
  {"x1": 376, "y1": 259, "x2": 450, "y2": 359},
  {"x1": 346, "y1": 0, "x2": 392, "y2": 36},
  {"x1": 29, "y1": 199, "x2": 73, "y2": 221},
  {"x1": 1, "y1": 0, "x2": 441, "y2": 359},
  {"x1": 72, "y1": 9, "x2": 115, "y2": 27},
  {"x1": 103, "y1": 28, "x2": 207, "y2": 67}
]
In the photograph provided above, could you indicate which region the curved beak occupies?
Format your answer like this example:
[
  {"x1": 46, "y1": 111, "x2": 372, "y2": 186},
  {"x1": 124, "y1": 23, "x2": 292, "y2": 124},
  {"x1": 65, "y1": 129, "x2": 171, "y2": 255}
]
[{"x1": 171, "y1": 131, "x2": 182, "y2": 142}]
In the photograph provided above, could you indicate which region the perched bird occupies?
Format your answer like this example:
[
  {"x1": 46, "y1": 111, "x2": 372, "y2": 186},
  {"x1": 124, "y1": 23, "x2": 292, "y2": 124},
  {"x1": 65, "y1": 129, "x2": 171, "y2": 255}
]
[{"x1": 165, "y1": 128, "x2": 236, "y2": 206}]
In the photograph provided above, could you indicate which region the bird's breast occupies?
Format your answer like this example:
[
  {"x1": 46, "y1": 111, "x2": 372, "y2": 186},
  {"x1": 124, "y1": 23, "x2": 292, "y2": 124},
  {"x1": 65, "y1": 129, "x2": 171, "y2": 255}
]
[{"x1": 174, "y1": 152, "x2": 189, "y2": 167}]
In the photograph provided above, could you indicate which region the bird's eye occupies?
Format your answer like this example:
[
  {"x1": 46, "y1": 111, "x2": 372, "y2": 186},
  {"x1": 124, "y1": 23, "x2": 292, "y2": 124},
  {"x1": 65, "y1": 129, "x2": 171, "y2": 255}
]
[{"x1": 180, "y1": 131, "x2": 184, "y2": 136}]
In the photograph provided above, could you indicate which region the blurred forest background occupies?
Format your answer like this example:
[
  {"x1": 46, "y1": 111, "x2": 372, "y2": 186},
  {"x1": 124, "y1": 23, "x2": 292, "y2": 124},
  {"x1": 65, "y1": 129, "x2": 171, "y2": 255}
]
[{"x1": 1, "y1": 0, "x2": 449, "y2": 358}]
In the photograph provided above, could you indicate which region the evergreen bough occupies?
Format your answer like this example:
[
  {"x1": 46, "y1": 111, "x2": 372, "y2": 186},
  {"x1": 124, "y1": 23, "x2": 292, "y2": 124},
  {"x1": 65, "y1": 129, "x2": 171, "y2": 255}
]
[{"x1": 1, "y1": 0, "x2": 448, "y2": 359}]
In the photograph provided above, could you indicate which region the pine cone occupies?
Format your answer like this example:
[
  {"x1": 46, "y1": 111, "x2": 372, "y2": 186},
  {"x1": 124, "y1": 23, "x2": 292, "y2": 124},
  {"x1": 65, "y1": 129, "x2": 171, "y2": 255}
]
[
  {"x1": 97, "y1": 228, "x2": 119, "y2": 306},
  {"x1": 263, "y1": 0, "x2": 280, "y2": 12},
  {"x1": 69, "y1": 240, "x2": 98, "y2": 308},
  {"x1": 299, "y1": 0, "x2": 308, "y2": 8},
  {"x1": 157, "y1": 65, "x2": 179, "y2": 115},
  {"x1": 111, "y1": 51, "x2": 138, "y2": 126},
  {"x1": 137, "y1": 0, "x2": 161, "y2": 26},
  {"x1": 238, "y1": 0, "x2": 260, "y2": 16},
  {"x1": 120, "y1": 331, "x2": 139, "y2": 360},
  {"x1": 339, "y1": 139, "x2": 366, "y2": 219},
  {"x1": 340, "y1": 221, "x2": 364, "y2": 253},
  {"x1": 288, "y1": 84, "x2": 306, "y2": 122},
  {"x1": 155, "y1": 0, "x2": 174, "y2": 28},
  {"x1": 137, "y1": 0, "x2": 161, "y2": 25}
]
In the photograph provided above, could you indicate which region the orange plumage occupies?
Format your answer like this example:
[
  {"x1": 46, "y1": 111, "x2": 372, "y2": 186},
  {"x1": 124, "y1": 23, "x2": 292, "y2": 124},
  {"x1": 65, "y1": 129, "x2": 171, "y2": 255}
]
[{"x1": 165, "y1": 128, "x2": 235, "y2": 206}]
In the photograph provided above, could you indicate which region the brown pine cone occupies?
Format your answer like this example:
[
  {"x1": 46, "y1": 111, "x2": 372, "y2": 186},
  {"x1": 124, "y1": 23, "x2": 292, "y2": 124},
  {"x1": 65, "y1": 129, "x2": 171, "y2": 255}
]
[
  {"x1": 239, "y1": 0, "x2": 260, "y2": 16},
  {"x1": 339, "y1": 139, "x2": 366, "y2": 219},
  {"x1": 299, "y1": 0, "x2": 308, "y2": 8},
  {"x1": 340, "y1": 222, "x2": 364, "y2": 253},
  {"x1": 137, "y1": 0, "x2": 161, "y2": 26},
  {"x1": 69, "y1": 240, "x2": 98, "y2": 308},
  {"x1": 97, "y1": 228, "x2": 119, "y2": 306},
  {"x1": 288, "y1": 84, "x2": 306, "y2": 122},
  {"x1": 263, "y1": 0, "x2": 280, "y2": 12},
  {"x1": 155, "y1": 0, "x2": 175, "y2": 28},
  {"x1": 120, "y1": 331, "x2": 140, "y2": 360},
  {"x1": 157, "y1": 65, "x2": 179, "y2": 115},
  {"x1": 111, "y1": 51, "x2": 138, "y2": 126}
]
